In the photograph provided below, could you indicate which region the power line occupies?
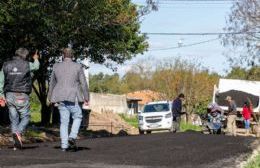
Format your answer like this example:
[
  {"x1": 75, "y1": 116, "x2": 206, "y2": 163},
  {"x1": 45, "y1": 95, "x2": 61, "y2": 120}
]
[
  {"x1": 149, "y1": 37, "x2": 220, "y2": 51},
  {"x1": 143, "y1": 31, "x2": 260, "y2": 36}
]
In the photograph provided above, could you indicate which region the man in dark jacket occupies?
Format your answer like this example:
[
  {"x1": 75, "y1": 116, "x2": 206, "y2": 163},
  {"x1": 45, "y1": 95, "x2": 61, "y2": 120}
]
[
  {"x1": 172, "y1": 93, "x2": 185, "y2": 132},
  {"x1": 0, "y1": 48, "x2": 39, "y2": 149}
]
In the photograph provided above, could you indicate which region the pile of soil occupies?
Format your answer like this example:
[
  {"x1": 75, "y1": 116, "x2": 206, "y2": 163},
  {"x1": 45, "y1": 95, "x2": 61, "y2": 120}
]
[
  {"x1": 88, "y1": 112, "x2": 138, "y2": 135},
  {"x1": 216, "y1": 90, "x2": 259, "y2": 108},
  {"x1": 0, "y1": 112, "x2": 138, "y2": 146}
]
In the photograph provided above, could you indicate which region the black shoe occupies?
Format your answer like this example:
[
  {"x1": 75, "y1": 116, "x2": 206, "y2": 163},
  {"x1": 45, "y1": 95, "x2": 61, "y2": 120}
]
[
  {"x1": 13, "y1": 132, "x2": 22, "y2": 149},
  {"x1": 68, "y1": 138, "x2": 77, "y2": 150}
]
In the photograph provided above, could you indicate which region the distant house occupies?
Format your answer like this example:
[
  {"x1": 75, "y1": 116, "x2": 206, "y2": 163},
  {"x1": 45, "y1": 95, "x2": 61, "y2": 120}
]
[
  {"x1": 127, "y1": 90, "x2": 163, "y2": 113},
  {"x1": 87, "y1": 90, "x2": 162, "y2": 115}
]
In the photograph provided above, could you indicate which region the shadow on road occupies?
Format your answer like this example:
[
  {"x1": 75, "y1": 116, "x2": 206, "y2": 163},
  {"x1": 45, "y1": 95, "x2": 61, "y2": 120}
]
[
  {"x1": 7, "y1": 145, "x2": 39, "y2": 150},
  {"x1": 54, "y1": 146, "x2": 91, "y2": 151}
]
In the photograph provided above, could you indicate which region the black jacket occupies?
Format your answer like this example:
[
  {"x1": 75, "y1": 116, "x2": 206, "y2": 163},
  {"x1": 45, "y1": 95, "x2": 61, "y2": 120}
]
[
  {"x1": 3, "y1": 57, "x2": 32, "y2": 94},
  {"x1": 172, "y1": 97, "x2": 182, "y2": 117}
]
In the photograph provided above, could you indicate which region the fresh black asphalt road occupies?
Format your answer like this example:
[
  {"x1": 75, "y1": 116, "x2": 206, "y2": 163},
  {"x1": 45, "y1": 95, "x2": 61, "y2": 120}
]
[{"x1": 0, "y1": 132, "x2": 256, "y2": 168}]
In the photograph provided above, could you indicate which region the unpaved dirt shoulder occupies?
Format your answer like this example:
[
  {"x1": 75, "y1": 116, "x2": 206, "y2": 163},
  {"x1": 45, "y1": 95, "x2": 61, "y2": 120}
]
[{"x1": 238, "y1": 139, "x2": 260, "y2": 168}]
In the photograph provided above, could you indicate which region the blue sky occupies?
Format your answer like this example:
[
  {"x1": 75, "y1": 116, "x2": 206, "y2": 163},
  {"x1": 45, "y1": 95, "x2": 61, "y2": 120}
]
[{"x1": 89, "y1": 0, "x2": 236, "y2": 76}]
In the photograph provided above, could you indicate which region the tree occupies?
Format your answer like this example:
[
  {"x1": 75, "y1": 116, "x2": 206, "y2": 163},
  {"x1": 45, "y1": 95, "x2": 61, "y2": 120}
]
[
  {"x1": 0, "y1": 0, "x2": 147, "y2": 125},
  {"x1": 151, "y1": 59, "x2": 219, "y2": 117},
  {"x1": 222, "y1": 0, "x2": 260, "y2": 67},
  {"x1": 227, "y1": 66, "x2": 260, "y2": 81},
  {"x1": 89, "y1": 73, "x2": 123, "y2": 94},
  {"x1": 122, "y1": 60, "x2": 153, "y2": 92}
]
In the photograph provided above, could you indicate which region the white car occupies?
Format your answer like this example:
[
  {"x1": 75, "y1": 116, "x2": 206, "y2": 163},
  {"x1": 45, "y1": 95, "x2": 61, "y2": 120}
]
[{"x1": 138, "y1": 101, "x2": 173, "y2": 134}]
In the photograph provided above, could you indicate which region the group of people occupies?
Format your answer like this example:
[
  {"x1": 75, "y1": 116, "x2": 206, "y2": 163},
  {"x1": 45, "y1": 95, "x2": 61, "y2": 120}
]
[
  {"x1": 171, "y1": 93, "x2": 253, "y2": 136},
  {"x1": 207, "y1": 96, "x2": 253, "y2": 136},
  {"x1": 0, "y1": 47, "x2": 89, "y2": 151},
  {"x1": 0, "y1": 47, "x2": 254, "y2": 151}
]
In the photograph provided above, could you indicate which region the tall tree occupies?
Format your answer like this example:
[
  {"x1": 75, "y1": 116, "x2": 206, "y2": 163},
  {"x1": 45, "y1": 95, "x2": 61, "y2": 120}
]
[
  {"x1": 151, "y1": 59, "x2": 219, "y2": 116},
  {"x1": 0, "y1": 0, "x2": 148, "y2": 125},
  {"x1": 222, "y1": 0, "x2": 260, "y2": 66}
]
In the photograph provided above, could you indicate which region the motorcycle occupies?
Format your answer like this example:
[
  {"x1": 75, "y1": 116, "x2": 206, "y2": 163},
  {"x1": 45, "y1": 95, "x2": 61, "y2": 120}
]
[{"x1": 201, "y1": 111, "x2": 226, "y2": 134}]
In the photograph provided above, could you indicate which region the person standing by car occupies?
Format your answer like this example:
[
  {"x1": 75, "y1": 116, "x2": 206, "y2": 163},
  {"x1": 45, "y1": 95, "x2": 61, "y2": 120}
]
[
  {"x1": 225, "y1": 96, "x2": 237, "y2": 136},
  {"x1": 172, "y1": 93, "x2": 185, "y2": 133},
  {"x1": 0, "y1": 48, "x2": 39, "y2": 149},
  {"x1": 242, "y1": 101, "x2": 252, "y2": 136},
  {"x1": 48, "y1": 48, "x2": 89, "y2": 152}
]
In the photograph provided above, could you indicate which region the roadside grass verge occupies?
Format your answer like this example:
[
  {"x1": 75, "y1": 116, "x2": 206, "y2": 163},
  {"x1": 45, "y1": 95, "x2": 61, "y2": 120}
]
[
  {"x1": 119, "y1": 114, "x2": 138, "y2": 128},
  {"x1": 244, "y1": 153, "x2": 260, "y2": 168},
  {"x1": 180, "y1": 122, "x2": 202, "y2": 132}
]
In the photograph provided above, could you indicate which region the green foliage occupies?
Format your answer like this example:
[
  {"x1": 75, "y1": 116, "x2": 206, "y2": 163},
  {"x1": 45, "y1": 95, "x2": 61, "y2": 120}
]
[
  {"x1": 90, "y1": 73, "x2": 123, "y2": 94},
  {"x1": 30, "y1": 111, "x2": 41, "y2": 124},
  {"x1": 150, "y1": 59, "x2": 219, "y2": 114},
  {"x1": 90, "y1": 58, "x2": 219, "y2": 114},
  {"x1": 227, "y1": 66, "x2": 260, "y2": 81},
  {"x1": 0, "y1": 0, "x2": 147, "y2": 63},
  {"x1": 0, "y1": 0, "x2": 147, "y2": 125},
  {"x1": 119, "y1": 114, "x2": 138, "y2": 128},
  {"x1": 30, "y1": 90, "x2": 41, "y2": 123}
]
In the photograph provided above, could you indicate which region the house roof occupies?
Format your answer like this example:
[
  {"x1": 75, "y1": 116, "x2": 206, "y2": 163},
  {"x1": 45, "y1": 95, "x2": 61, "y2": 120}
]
[{"x1": 127, "y1": 90, "x2": 162, "y2": 105}]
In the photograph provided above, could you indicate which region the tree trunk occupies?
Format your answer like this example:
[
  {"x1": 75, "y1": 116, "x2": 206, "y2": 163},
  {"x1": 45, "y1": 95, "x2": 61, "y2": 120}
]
[
  {"x1": 33, "y1": 63, "x2": 52, "y2": 126},
  {"x1": 40, "y1": 99, "x2": 51, "y2": 126}
]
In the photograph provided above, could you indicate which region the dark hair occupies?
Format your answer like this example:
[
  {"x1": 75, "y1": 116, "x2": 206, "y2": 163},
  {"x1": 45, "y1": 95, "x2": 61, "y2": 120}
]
[
  {"x1": 15, "y1": 48, "x2": 29, "y2": 59},
  {"x1": 244, "y1": 101, "x2": 250, "y2": 108},
  {"x1": 178, "y1": 93, "x2": 185, "y2": 98}
]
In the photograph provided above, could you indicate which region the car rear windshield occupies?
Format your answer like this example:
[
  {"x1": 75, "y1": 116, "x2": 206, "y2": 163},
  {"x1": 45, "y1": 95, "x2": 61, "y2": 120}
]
[{"x1": 143, "y1": 103, "x2": 170, "y2": 113}]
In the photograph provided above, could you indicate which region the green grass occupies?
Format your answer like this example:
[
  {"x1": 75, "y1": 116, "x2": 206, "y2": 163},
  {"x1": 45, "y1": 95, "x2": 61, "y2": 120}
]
[
  {"x1": 30, "y1": 90, "x2": 41, "y2": 123},
  {"x1": 30, "y1": 111, "x2": 41, "y2": 123},
  {"x1": 24, "y1": 129, "x2": 45, "y2": 138},
  {"x1": 245, "y1": 153, "x2": 260, "y2": 168},
  {"x1": 119, "y1": 114, "x2": 138, "y2": 128},
  {"x1": 180, "y1": 122, "x2": 202, "y2": 132}
]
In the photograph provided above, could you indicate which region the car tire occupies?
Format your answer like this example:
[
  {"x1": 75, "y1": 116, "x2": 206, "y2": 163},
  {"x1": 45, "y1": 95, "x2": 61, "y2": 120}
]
[
  {"x1": 146, "y1": 131, "x2": 152, "y2": 134},
  {"x1": 139, "y1": 129, "x2": 144, "y2": 135}
]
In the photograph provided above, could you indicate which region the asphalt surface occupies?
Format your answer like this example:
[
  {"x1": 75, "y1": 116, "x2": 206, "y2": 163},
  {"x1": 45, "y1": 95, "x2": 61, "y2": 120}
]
[{"x1": 0, "y1": 132, "x2": 256, "y2": 168}]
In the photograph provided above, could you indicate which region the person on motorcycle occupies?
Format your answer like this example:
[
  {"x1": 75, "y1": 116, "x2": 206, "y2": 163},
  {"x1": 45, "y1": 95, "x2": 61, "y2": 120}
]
[{"x1": 206, "y1": 103, "x2": 224, "y2": 134}]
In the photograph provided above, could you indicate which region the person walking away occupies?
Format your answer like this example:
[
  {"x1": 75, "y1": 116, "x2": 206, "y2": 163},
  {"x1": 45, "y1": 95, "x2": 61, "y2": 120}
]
[
  {"x1": 48, "y1": 48, "x2": 89, "y2": 152},
  {"x1": 225, "y1": 96, "x2": 237, "y2": 136},
  {"x1": 242, "y1": 101, "x2": 252, "y2": 136},
  {"x1": 172, "y1": 93, "x2": 185, "y2": 133},
  {"x1": 0, "y1": 48, "x2": 39, "y2": 149}
]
